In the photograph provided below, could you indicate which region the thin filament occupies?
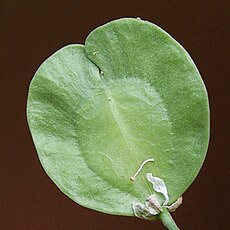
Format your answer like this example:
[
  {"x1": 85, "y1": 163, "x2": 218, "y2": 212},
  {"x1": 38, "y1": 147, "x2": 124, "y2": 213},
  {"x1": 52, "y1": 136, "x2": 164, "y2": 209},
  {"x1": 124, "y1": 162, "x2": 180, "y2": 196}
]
[{"x1": 130, "y1": 158, "x2": 154, "y2": 181}]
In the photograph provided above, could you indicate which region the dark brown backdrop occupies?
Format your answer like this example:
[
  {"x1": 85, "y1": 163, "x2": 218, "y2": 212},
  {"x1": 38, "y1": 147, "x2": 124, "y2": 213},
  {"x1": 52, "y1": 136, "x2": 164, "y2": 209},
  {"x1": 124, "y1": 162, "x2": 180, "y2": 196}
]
[{"x1": 1, "y1": 1, "x2": 229, "y2": 229}]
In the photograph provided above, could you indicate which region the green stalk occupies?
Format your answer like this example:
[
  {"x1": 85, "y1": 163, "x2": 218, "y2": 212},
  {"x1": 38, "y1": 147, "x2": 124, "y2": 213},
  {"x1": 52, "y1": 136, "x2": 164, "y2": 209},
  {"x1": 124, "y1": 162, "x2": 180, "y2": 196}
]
[{"x1": 158, "y1": 208, "x2": 180, "y2": 230}]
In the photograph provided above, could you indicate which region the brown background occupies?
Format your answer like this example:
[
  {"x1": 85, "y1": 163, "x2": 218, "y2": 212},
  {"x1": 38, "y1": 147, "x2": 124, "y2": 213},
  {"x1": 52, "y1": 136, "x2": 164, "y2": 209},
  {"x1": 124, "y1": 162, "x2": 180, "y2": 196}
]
[{"x1": 1, "y1": 1, "x2": 229, "y2": 229}]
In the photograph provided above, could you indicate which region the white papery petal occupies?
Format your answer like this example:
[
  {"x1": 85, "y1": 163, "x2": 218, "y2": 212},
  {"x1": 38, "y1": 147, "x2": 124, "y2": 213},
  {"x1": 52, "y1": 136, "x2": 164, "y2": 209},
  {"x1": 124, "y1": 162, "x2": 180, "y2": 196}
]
[{"x1": 146, "y1": 173, "x2": 169, "y2": 205}]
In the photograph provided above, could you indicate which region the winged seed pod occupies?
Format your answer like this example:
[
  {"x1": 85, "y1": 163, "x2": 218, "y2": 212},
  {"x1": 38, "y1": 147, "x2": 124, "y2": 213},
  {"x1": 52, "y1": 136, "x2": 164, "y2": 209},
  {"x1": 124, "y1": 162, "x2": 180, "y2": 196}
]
[{"x1": 27, "y1": 18, "x2": 210, "y2": 229}]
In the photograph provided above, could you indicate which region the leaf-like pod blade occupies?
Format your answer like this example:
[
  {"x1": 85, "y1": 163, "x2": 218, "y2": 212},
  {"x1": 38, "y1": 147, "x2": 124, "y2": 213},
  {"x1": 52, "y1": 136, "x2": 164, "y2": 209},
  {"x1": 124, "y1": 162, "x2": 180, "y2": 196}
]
[{"x1": 27, "y1": 18, "x2": 209, "y2": 217}]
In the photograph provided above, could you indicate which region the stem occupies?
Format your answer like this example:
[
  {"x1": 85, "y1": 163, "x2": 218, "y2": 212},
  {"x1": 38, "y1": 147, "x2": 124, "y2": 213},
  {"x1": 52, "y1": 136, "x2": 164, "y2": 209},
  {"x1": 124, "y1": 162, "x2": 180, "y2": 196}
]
[{"x1": 158, "y1": 208, "x2": 180, "y2": 230}]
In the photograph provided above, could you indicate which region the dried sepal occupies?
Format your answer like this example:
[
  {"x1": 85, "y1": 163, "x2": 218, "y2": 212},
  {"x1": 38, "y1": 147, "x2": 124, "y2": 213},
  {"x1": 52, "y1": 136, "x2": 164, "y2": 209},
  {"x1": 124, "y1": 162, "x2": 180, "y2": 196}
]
[
  {"x1": 132, "y1": 202, "x2": 157, "y2": 221},
  {"x1": 166, "y1": 196, "x2": 183, "y2": 212},
  {"x1": 147, "y1": 194, "x2": 162, "y2": 213}
]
